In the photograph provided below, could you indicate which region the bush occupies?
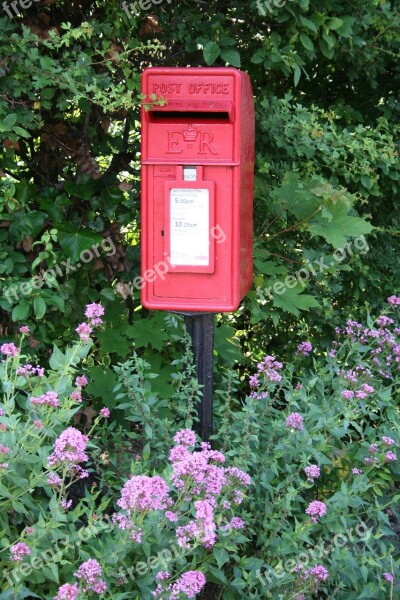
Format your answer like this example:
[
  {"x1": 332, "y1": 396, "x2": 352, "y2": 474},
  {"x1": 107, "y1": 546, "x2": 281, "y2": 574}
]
[{"x1": 0, "y1": 298, "x2": 399, "y2": 599}]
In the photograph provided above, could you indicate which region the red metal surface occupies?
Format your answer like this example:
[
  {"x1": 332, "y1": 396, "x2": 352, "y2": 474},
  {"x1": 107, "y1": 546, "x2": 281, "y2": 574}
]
[{"x1": 140, "y1": 67, "x2": 255, "y2": 312}]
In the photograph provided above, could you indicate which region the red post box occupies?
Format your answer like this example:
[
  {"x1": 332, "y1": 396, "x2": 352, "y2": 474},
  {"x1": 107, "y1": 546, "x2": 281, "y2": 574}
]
[{"x1": 140, "y1": 67, "x2": 255, "y2": 312}]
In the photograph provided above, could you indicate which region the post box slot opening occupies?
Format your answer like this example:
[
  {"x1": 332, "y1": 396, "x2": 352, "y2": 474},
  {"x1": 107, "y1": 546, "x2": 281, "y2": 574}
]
[{"x1": 149, "y1": 111, "x2": 231, "y2": 123}]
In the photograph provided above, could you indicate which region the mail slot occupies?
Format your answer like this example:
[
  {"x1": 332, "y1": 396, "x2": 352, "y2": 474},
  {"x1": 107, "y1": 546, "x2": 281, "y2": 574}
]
[{"x1": 140, "y1": 67, "x2": 255, "y2": 312}]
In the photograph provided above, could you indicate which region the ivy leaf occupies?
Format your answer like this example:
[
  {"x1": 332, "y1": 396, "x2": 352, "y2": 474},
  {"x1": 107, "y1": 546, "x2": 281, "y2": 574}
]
[
  {"x1": 203, "y1": 42, "x2": 220, "y2": 65},
  {"x1": 58, "y1": 228, "x2": 103, "y2": 262},
  {"x1": 220, "y1": 48, "x2": 241, "y2": 67}
]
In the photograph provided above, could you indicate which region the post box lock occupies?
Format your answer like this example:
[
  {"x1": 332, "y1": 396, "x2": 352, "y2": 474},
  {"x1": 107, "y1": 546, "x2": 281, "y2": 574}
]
[{"x1": 140, "y1": 67, "x2": 255, "y2": 312}]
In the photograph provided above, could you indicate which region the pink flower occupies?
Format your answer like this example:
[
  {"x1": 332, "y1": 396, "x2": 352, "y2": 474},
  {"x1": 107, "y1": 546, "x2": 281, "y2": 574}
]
[
  {"x1": 10, "y1": 542, "x2": 30, "y2": 562},
  {"x1": 297, "y1": 341, "x2": 313, "y2": 356},
  {"x1": 285, "y1": 412, "x2": 304, "y2": 431},
  {"x1": 117, "y1": 475, "x2": 170, "y2": 512},
  {"x1": 305, "y1": 500, "x2": 327, "y2": 523},
  {"x1": 25, "y1": 527, "x2": 34, "y2": 535},
  {"x1": 75, "y1": 559, "x2": 106, "y2": 593},
  {"x1": 387, "y1": 295, "x2": 400, "y2": 306},
  {"x1": 171, "y1": 571, "x2": 206, "y2": 599},
  {"x1": 0, "y1": 462, "x2": 8, "y2": 470},
  {"x1": 100, "y1": 407, "x2": 110, "y2": 418},
  {"x1": 54, "y1": 583, "x2": 79, "y2": 600},
  {"x1": 0, "y1": 424, "x2": 6, "y2": 432},
  {"x1": 341, "y1": 390, "x2": 354, "y2": 400},
  {"x1": 304, "y1": 465, "x2": 320, "y2": 482},
  {"x1": 30, "y1": 391, "x2": 59, "y2": 408},
  {"x1": 48, "y1": 427, "x2": 89, "y2": 468},
  {"x1": 47, "y1": 472, "x2": 63, "y2": 487},
  {"x1": 85, "y1": 303, "x2": 105, "y2": 326},
  {"x1": 173, "y1": 429, "x2": 196, "y2": 447},
  {"x1": 76, "y1": 322, "x2": 92, "y2": 341},
  {"x1": 0, "y1": 408, "x2": 4, "y2": 416},
  {"x1": 385, "y1": 451, "x2": 397, "y2": 462},
  {"x1": 383, "y1": 572, "x2": 394, "y2": 583},
  {"x1": 0, "y1": 444, "x2": 10, "y2": 454},
  {"x1": 1, "y1": 343, "x2": 19, "y2": 357},
  {"x1": 352, "y1": 468, "x2": 363, "y2": 475},
  {"x1": 19, "y1": 326, "x2": 30, "y2": 335},
  {"x1": 305, "y1": 564, "x2": 329, "y2": 582},
  {"x1": 75, "y1": 375, "x2": 88, "y2": 387},
  {"x1": 165, "y1": 511, "x2": 179, "y2": 522},
  {"x1": 369, "y1": 444, "x2": 378, "y2": 454},
  {"x1": 70, "y1": 391, "x2": 82, "y2": 403},
  {"x1": 221, "y1": 517, "x2": 245, "y2": 530},
  {"x1": 60, "y1": 498, "x2": 72, "y2": 510},
  {"x1": 382, "y1": 436, "x2": 396, "y2": 446},
  {"x1": 156, "y1": 571, "x2": 170, "y2": 581}
]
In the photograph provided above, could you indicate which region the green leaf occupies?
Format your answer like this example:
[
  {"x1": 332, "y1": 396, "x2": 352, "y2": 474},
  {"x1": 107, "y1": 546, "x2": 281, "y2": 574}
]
[
  {"x1": 86, "y1": 366, "x2": 118, "y2": 403},
  {"x1": 300, "y1": 33, "x2": 314, "y2": 51},
  {"x1": 213, "y1": 546, "x2": 229, "y2": 569},
  {"x1": 299, "y1": 15, "x2": 318, "y2": 33},
  {"x1": 220, "y1": 48, "x2": 241, "y2": 68},
  {"x1": 12, "y1": 300, "x2": 30, "y2": 321},
  {"x1": 49, "y1": 344, "x2": 67, "y2": 370},
  {"x1": 33, "y1": 296, "x2": 46, "y2": 320},
  {"x1": 360, "y1": 175, "x2": 372, "y2": 190},
  {"x1": 293, "y1": 64, "x2": 301, "y2": 87},
  {"x1": 97, "y1": 329, "x2": 131, "y2": 357},
  {"x1": 58, "y1": 228, "x2": 103, "y2": 262},
  {"x1": 4, "y1": 113, "x2": 17, "y2": 128},
  {"x1": 310, "y1": 202, "x2": 374, "y2": 247},
  {"x1": 328, "y1": 17, "x2": 344, "y2": 30},
  {"x1": 126, "y1": 319, "x2": 168, "y2": 351},
  {"x1": 203, "y1": 42, "x2": 220, "y2": 65},
  {"x1": 273, "y1": 284, "x2": 320, "y2": 316}
]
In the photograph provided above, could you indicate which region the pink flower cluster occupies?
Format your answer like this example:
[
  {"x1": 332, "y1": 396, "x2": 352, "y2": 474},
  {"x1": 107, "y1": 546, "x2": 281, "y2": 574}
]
[
  {"x1": 85, "y1": 303, "x2": 105, "y2": 326},
  {"x1": 117, "y1": 475, "x2": 171, "y2": 512},
  {"x1": 286, "y1": 412, "x2": 304, "y2": 431},
  {"x1": 30, "y1": 391, "x2": 59, "y2": 408},
  {"x1": 297, "y1": 341, "x2": 313, "y2": 356},
  {"x1": 0, "y1": 444, "x2": 10, "y2": 454},
  {"x1": 19, "y1": 325, "x2": 30, "y2": 335},
  {"x1": 152, "y1": 570, "x2": 206, "y2": 599},
  {"x1": 305, "y1": 500, "x2": 327, "y2": 523},
  {"x1": 387, "y1": 295, "x2": 400, "y2": 306},
  {"x1": 17, "y1": 364, "x2": 45, "y2": 378},
  {"x1": 55, "y1": 560, "x2": 106, "y2": 599},
  {"x1": 10, "y1": 542, "x2": 30, "y2": 562},
  {"x1": 75, "y1": 375, "x2": 88, "y2": 388},
  {"x1": 75, "y1": 559, "x2": 106, "y2": 593},
  {"x1": 54, "y1": 583, "x2": 79, "y2": 600},
  {"x1": 48, "y1": 427, "x2": 89, "y2": 468},
  {"x1": 75, "y1": 303, "x2": 104, "y2": 341},
  {"x1": 304, "y1": 464, "x2": 320, "y2": 482},
  {"x1": 1, "y1": 343, "x2": 19, "y2": 357},
  {"x1": 257, "y1": 355, "x2": 283, "y2": 382}
]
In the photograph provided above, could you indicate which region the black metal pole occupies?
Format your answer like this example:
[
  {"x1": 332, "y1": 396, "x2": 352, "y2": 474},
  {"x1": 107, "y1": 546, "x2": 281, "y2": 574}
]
[{"x1": 183, "y1": 313, "x2": 214, "y2": 441}]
